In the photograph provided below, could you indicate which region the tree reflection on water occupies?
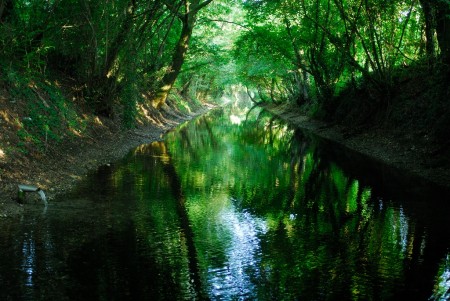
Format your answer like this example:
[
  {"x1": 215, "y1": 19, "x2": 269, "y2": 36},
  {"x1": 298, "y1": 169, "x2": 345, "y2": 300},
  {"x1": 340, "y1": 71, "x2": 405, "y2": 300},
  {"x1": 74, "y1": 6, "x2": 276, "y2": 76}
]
[{"x1": 0, "y1": 106, "x2": 449, "y2": 300}]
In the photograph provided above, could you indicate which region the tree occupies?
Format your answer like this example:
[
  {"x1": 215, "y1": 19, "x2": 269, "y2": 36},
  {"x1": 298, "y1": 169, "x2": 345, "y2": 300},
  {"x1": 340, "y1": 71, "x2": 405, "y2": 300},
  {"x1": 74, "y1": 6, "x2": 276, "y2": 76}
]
[
  {"x1": 151, "y1": 0, "x2": 214, "y2": 109},
  {"x1": 177, "y1": 1, "x2": 243, "y2": 103},
  {"x1": 434, "y1": 0, "x2": 450, "y2": 65},
  {"x1": 234, "y1": 0, "x2": 427, "y2": 109},
  {"x1": 0, "y1": 0, "x2": 13, "y2": 22},
  {"x1": 419, "y1": 0, "x2": 437, "y2": 62}
]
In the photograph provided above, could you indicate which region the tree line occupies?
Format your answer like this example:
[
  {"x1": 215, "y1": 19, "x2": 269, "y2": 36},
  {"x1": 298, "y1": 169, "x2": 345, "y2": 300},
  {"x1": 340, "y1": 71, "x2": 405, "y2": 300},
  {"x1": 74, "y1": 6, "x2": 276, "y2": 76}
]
[
  {"x1": 0, "y1": 0, "x2": 221, "y2": 119},
  {"x1": 1, "y1": 0, "x2": 449, "y2": 135},
  {"x1": 234, "y1": 0, "x2": 450, "y2": 122}
]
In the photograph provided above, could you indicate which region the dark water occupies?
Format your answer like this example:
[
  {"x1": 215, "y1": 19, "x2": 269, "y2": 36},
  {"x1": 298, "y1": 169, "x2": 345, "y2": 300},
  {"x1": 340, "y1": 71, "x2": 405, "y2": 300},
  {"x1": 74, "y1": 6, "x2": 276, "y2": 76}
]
[{"x1": 1, "y1": 106, "x2": 450, "y2": 300}]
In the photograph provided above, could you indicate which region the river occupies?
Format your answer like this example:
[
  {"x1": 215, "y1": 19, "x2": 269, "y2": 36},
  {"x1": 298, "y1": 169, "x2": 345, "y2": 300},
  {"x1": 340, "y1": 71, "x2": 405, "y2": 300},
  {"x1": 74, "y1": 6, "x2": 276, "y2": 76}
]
[{"x1": 1, "y1": 105, "x2": 449, "y2": 300}]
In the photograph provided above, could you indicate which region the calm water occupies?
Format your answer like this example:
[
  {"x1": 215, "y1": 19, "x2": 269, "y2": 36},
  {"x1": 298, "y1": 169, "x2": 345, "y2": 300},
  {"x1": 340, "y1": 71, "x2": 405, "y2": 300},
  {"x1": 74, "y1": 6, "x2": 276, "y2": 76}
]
[{"x1": 1, "y1": 106, "x2": 450, "y2": 300}]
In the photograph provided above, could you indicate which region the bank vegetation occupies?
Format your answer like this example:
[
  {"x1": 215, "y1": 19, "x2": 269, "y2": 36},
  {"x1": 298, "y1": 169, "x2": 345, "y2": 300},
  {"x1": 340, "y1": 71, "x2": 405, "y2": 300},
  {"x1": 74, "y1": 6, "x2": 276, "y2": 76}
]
[{"x1": 1, "y1": 0, "x2": 449, "y2": 202}]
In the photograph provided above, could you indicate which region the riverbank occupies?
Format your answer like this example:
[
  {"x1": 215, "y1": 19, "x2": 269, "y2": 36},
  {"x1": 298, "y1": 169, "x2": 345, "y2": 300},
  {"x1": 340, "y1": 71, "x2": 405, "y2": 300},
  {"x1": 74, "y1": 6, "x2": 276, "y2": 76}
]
[
  {"x1": 0, "y1": 102, "x2": 214, "y2": 217},
  {"x1": 263, "y1": 103, "x2": 450, "y2": 190},
  {"x1": 2, "y1": 100, "x2": 448, "y2": 218}
]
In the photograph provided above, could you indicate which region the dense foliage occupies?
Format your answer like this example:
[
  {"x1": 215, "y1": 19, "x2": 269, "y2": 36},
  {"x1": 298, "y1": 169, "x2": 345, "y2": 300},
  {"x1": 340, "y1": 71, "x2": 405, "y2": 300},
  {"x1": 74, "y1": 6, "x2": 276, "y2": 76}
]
[
  {"x1": 234, "y1": 0, "x2": 450, "y2": 124},
  {"x1": 1, "y1": 0, "x2": 220, "y2": 108},
  {"x1": 0, "y1": 0, "x2": 225, "y2": 153},
  {"x1": 1, "y1": 0, "x2": 449, "y2": 148}
]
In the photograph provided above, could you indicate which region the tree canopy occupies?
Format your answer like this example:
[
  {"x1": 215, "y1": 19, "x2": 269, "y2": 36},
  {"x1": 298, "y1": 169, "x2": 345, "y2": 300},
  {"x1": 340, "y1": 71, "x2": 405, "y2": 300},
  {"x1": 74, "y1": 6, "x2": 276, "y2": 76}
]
[
  {"x1": 234, "y1": 0, "x2": 449, "y2": 103},
  {"x1": 0, "y1": 0, "x2": 449, "y2": 143}
]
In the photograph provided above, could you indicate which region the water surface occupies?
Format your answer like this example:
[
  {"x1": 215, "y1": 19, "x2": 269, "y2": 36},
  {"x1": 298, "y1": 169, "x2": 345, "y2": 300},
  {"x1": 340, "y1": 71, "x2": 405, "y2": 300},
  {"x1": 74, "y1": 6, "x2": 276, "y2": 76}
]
[{"x1": 1, "y1": 106, "x2": 449, "y2": 300}]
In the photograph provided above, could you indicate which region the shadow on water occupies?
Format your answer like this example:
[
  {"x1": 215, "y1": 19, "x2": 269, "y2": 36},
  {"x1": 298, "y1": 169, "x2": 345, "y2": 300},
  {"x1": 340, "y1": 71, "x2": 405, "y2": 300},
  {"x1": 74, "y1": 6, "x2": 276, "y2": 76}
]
[
  {"x1": 61, "y1": 142, "x2": 209, "y2": 300},
  {"x1": 0, "y1": 105, "x2": 449, "y2": 300},
  {"x1": 282, "y1": 127, "x2": 450, "y2": 300},
  {"x1": 152, "y1": 141, "x2": 208, "y2": 300}
]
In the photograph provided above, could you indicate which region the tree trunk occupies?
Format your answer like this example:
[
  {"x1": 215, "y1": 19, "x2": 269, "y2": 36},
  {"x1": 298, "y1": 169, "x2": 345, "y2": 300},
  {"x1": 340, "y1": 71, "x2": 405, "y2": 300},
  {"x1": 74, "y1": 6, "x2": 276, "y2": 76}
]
[
  {"x1": 88, "y1": 0, "x2": 136, "y2": 116},
  {"x1": 435, "y1": 1, "x2": 450, "y2": 65},
  {"x1": 0, "y1": 0, "x2": 12, "y2": 22},
  {"x1": 152, "y1": 15, "x2": 194, "y2": 108},
  {"x1": 151, "y1": 0, "x2": 213, "y2": 109},
  {"x1": 283, "y1": 17, "x2": 310, "y2": 102},
  {"x1": 103, "y1": 0, "x2": 136, "y2": 78},
  {"x1": 419, "y1": 0, "x2": 437, "y2": 61},
  {"x1": 0, "y1": 0, "x2": 6, "y2": 21}
]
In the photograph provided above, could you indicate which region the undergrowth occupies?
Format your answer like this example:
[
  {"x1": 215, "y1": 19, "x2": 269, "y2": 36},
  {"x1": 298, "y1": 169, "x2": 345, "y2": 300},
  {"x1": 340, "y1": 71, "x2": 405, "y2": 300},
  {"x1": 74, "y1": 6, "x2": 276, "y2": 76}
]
[
  {"x1": 318, "y1": 61, "x2": 450, "y2": 137},
  {"x1": 2, "y1": 66, "x2": 85, "y2": 153},
  {"x1": 1, "y1": 64, "x2": 206, "y2": 155}
]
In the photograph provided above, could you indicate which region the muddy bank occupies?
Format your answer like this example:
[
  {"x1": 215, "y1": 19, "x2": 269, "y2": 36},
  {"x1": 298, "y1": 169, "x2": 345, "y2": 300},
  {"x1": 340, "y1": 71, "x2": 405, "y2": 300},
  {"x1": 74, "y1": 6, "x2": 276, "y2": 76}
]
[
  {"x1": 263, "y1": 103, "x2": 450, "y2": 190},
  {"x1": 0, "y1": 104, "x2": 214, "y2": 217}
]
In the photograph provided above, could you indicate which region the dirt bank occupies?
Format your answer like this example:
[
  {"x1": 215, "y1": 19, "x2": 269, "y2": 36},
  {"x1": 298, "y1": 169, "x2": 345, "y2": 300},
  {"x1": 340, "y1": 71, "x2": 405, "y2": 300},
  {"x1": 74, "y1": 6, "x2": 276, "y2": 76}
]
[
  {"x1": 0, "y1": 103, "x2": 214, "y2": 218},
  {"x1": 264, "y1": 103, "x2": 450, "y2": 190},
  {"x1": 2, "y1": 100, "x2": 448, "y2": 218}
]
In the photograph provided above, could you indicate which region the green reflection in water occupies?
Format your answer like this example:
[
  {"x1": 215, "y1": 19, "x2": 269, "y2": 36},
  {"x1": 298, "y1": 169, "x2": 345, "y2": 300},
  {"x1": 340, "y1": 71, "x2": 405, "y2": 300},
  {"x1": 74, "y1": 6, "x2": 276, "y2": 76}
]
[
  {"x1": 1, "y1": 105, "x2": 449, "y2": 300},
  {"x1": 431, "y1": 253, "x2": 450, "y2": 300},
  {"x1": 160, "y1": 106, "x2": 440, "y2": 300}
]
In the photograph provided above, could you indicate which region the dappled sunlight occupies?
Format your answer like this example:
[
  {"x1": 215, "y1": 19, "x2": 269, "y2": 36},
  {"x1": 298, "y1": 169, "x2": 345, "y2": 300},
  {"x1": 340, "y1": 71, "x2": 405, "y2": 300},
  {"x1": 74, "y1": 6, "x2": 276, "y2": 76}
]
[
  {"x1": 137, "y1": 103, "x2": 151, "y2": 121},
  {"x1": 93, "y1": 116, "x2": 104, "y2": 126},
  {"x1": 229, "y1": 114, "x2": 242, "y2": 125},
  {"x1": 220, "y1": 96, "x2": 233, "y2": 106},
  {"x1": 68, "y1": 127, "x2": 83, "y2": 137},
  {"x1": 135, "y1": 102, "x2": 180, "y2": 127},
  {"x1": 0, "y1": 110, "x2": 12, "y2": 123},
  {"x1": 0, "y1": 110, "x2": 22, "y2": 140},
  {"x1": 0, "y1": 0, "x2": 447, "y2": 297}
]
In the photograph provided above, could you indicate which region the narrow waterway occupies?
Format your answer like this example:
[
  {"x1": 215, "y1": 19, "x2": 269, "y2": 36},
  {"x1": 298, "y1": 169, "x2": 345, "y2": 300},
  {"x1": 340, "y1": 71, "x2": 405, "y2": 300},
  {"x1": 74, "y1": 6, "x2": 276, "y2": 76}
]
[{"x1": 1, "y1": 106, "x2": 449, "y2": 300}]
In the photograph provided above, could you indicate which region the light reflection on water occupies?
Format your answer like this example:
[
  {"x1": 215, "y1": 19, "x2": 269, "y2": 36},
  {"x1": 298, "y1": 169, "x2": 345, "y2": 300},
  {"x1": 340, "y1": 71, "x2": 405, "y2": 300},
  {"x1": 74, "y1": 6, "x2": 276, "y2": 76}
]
[
  {"x1": 205, "y1": 202, "x2": 267, "y2": 299},
  {"x1": 22, "y1": 234, "x2": 35, "y2": 288},
  {"x1": 430, "y1": 253, "x2": 450, "y2": 300},
  {"x1": 0, "y1": 106, "x2": 449, "y2": 300}
]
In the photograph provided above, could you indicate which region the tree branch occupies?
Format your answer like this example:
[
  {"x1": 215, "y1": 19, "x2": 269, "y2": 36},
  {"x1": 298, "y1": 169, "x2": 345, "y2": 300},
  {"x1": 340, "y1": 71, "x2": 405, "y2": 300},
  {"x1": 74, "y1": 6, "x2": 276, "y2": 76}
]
[
  {"x1": 194, "y1": 0, "x2": 214, "y2": 13},
  {"x1": 199, "y1": 18, "x2": 252, "y2": 30},
  {"x1": 163, "y1": 0, "x2": 183, "y2": 19}
]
